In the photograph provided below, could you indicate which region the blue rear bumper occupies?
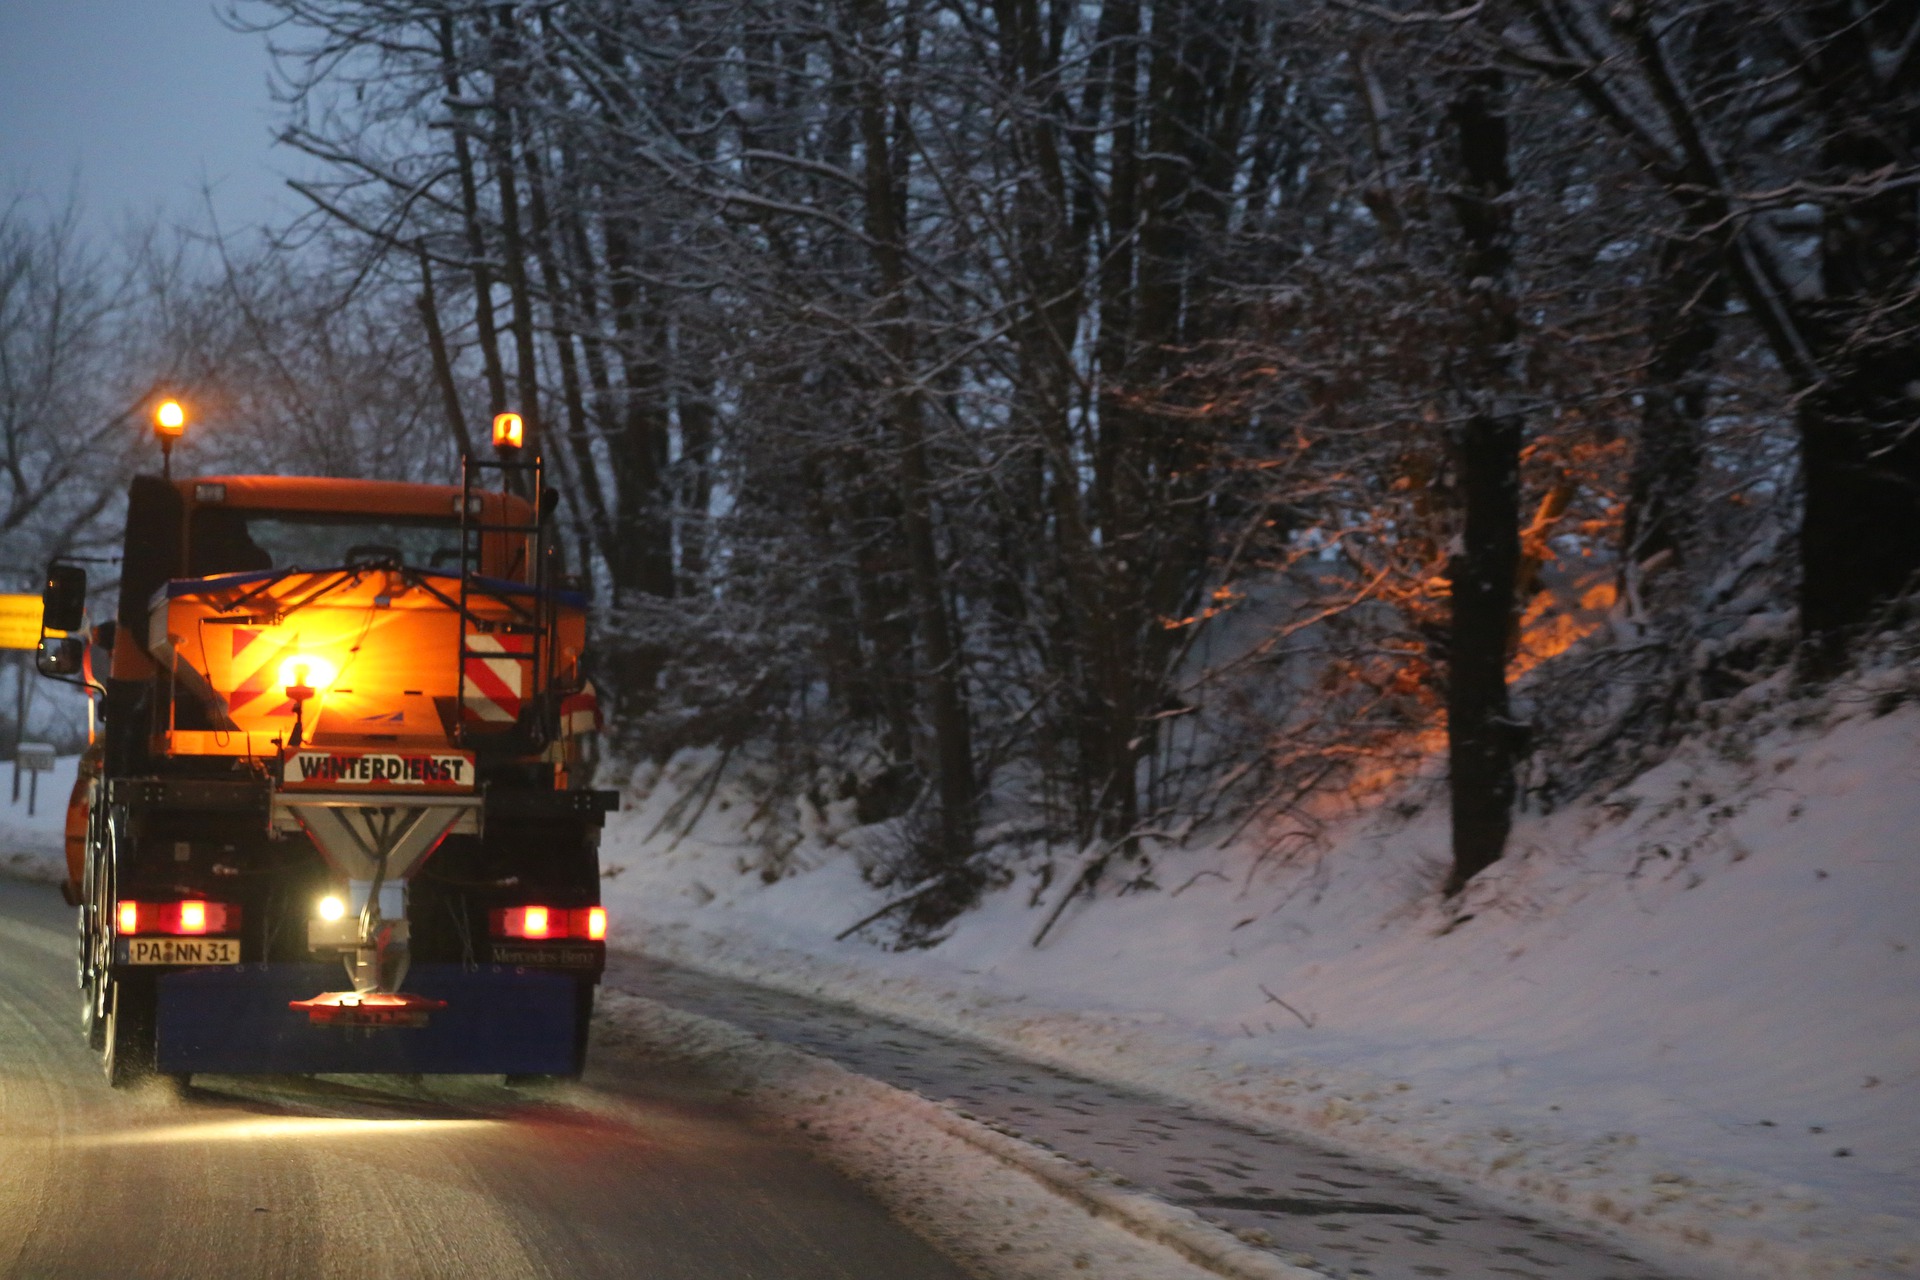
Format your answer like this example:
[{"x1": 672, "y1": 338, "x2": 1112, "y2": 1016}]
[{"x1": 155, "y1": 963, "x2": 581, "y2": 1075}]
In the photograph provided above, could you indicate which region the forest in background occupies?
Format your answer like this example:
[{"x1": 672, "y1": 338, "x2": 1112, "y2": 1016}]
[{"x1": 5, "y1": 0, "x2": 1918, "y2": 938}]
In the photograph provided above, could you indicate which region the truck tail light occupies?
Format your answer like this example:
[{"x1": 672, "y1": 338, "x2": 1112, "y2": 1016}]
[
  {"x1": 117, "y1": 900, "x2": 239, "y2": 936},
  {"x1": 491, "y1": 905, "x2": 605, "y2": 941}
]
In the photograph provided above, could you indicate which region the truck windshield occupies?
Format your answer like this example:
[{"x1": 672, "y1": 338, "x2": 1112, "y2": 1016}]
[{"x1": 189, "y1": 509, "x2": 464, "y2": 576}]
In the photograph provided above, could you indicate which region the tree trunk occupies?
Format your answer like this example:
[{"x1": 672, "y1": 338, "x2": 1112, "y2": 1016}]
[
  {"x1": 486, "y1": 7, "x2": 543, "y2": 465},
  {"x1": 1622, "y1": 227, "x2": 1725, "y2": 583},
  {"x1": 1442, "y1": 67, "x2": 1524, "y2": 898},
  {"x1": 675, "y1": 372, "x2": 715, "y2": 591},
  {"x1": 853, "y1": 0, "x2": 977, "y2": 898},
  {"x1": 415, "y1": 250, "x2": 474, "y2": 459},
  {"x1": 1084, "y1": 0, "x2": 1143, "y2": 846},
  {"x1": 1796, "y1": 94, "x2": 1920, "y2": 659},
  {"x1": 438, "y1": 14, "x2": 508, "y2": 422}
]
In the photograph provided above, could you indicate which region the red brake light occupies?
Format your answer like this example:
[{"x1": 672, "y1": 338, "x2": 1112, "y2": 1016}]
[
  {"x1": 490, "y1": 905, "x2": 605, "y2": 941},
  {"x1": 115, "y1": 900, "x2": 238, "y2": 936}
]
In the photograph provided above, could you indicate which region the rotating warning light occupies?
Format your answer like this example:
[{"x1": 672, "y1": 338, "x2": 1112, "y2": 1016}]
[
  {"x1": 492, "y1": 412, "x2": 524, "y2": 450},
  {"x1": 154, "y1": 399, "x2": 187, "y2": 438},
  {"x1": 277, "y1": 654, "x2": 338, "y2": 700}
]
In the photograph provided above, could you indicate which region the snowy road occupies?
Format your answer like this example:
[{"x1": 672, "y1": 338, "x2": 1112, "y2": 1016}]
[
  {"x1": 608, "y1": 951, "x2": 1693, "y2": 1280},
  {"x1": 0, "y1": 876, "x2": 967, "y2": 1279}
]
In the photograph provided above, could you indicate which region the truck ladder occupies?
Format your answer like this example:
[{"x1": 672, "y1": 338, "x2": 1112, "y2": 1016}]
[{"x1": 455, "y1": 452, "x2": 555, "y2": 749}]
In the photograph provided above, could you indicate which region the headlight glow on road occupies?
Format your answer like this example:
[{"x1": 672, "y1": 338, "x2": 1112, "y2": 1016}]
[{"x1": 86, "y1": 1117, "x2": 495, "y2": 1146}]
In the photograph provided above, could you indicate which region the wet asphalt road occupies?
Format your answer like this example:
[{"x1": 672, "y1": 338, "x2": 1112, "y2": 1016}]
[
  {"x1": 0, "y1": 876, "x2": 967, "y2": 1280},
  {"x1": 607, "y1": 953, "x2": 1688, "y2": 1280}
]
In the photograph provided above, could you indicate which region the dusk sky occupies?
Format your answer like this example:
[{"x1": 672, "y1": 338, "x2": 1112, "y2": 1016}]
[{"x1": 0, "y1": 3, "x2": 295, "y2": 239}]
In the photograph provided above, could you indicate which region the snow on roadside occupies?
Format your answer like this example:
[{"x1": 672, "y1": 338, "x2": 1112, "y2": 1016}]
[
  {"x1": 0, "y1": 753, "x2": 74, "y2": 884},
  {"x1": 600, "y1": 692, "x2": 1920, "y2": 1280},
  {"x1": 592, "y1": 986, "x2": 1316, "y2": 1280}
]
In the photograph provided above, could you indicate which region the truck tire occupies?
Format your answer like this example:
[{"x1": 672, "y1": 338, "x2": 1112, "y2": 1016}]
[
  {"x1": 101, "y1": 973, "x2": 157, "y2": 1089},
  {"x1": 81, "y1": 806, "x2": 121, "y2": 1051},
  {"x1": 74, "y1": 904, "x2": 89, "y2": 991},
  {"x1": 82, "y1": 962, "x2": 107, "y2": 1051}
]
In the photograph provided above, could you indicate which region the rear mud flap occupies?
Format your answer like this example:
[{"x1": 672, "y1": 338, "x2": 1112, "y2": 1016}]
[{"x1": 155, "y1": 963, "x2": 579, "y2": 1075}]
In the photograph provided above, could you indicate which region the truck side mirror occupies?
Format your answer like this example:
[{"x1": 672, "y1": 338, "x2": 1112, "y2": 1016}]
[
  {"x1": 36, "y1": 635, "x2": 84, "y2": 677},
  {"x1": 42, "y1": 564, "x2": 87, "y2": 632}
]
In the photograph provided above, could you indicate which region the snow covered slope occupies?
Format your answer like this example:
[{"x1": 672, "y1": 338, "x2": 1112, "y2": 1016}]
[
  {"x1": 600, "y1": 685, "x2": 1920, "y2": 1279},
  {"x1": 0, "y1": 753, "x2": 73, "y2": 884}
]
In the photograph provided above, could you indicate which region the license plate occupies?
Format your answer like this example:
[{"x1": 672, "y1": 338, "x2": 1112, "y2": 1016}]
[{"x1": 121, "y1": 937, "x2": 241, "y2": 966}]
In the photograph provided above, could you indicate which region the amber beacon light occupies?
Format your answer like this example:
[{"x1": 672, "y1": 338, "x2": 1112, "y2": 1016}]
[
  {"x1": 492, "y1": 411, "x2": 524, "y2": 451},
  {"x1": 154, "y1": 399, "x2": 188, "y2": 478}
]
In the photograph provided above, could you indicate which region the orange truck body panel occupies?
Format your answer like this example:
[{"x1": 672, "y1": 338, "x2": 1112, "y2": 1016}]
[
  {"x1": 152, "y1": 567, "x2": 586, "y2": 757},
  {"x1": 191, "y1": 475, "x2": 474, "y2": 517}
]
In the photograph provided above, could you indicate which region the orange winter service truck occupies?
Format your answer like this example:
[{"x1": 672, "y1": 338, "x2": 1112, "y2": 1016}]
[{"x1": 35, "y1": 446, "x2": 614, "y2": 1086}]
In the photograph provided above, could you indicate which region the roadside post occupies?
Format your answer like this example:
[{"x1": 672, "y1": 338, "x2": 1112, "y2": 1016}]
[{"x1": 14, "y1": 741, "x2": 53, "y2": 816}]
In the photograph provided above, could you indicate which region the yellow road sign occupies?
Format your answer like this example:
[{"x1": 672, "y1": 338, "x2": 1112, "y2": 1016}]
[{"x1": 0, "y1": 594, "x2": 43, "y2": 651}]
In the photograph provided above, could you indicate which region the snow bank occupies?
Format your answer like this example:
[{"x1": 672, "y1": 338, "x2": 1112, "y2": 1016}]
[
  {"x1": 594, "y1": 988, "x2": 1319, "y2": 1280},
  {"x1": 0, "y1": 753, "x2": 75, "y2": 884},
  {"x1": 600, "y1": 696, "x2": 1920, "y2": 1279}
]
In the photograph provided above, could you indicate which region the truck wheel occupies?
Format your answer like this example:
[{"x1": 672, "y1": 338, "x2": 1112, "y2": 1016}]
[
  {"x1": 101, "y1": 974, "x2": 157, "y2": 1089},
  {"x1": 82, "y1": 963, "x2": 107, "y2": 1051},
  {"x1": 74, "y1": 904, "x2": 89, "y2": 991},
  {"x1": 77, "y1": 902, "x2": 102, "y2": 1045},
  {"x1": 82, "y1": 892, "x2": 110, "y2": 1050},
  {"x1": 82, "y1": 806, "x2": 119, "y2": 1051}
]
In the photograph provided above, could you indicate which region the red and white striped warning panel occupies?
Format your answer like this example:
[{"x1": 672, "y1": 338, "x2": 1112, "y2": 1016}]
[
  {"x1": 228, "y1": 628, "x2": 301, "y2": 717},
  {"x1": 561, "y1": 681, "x2": 602, "y2": 736},
  {"x1": 462, "y1": 632, "x2": 531, "y2": 723}
]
